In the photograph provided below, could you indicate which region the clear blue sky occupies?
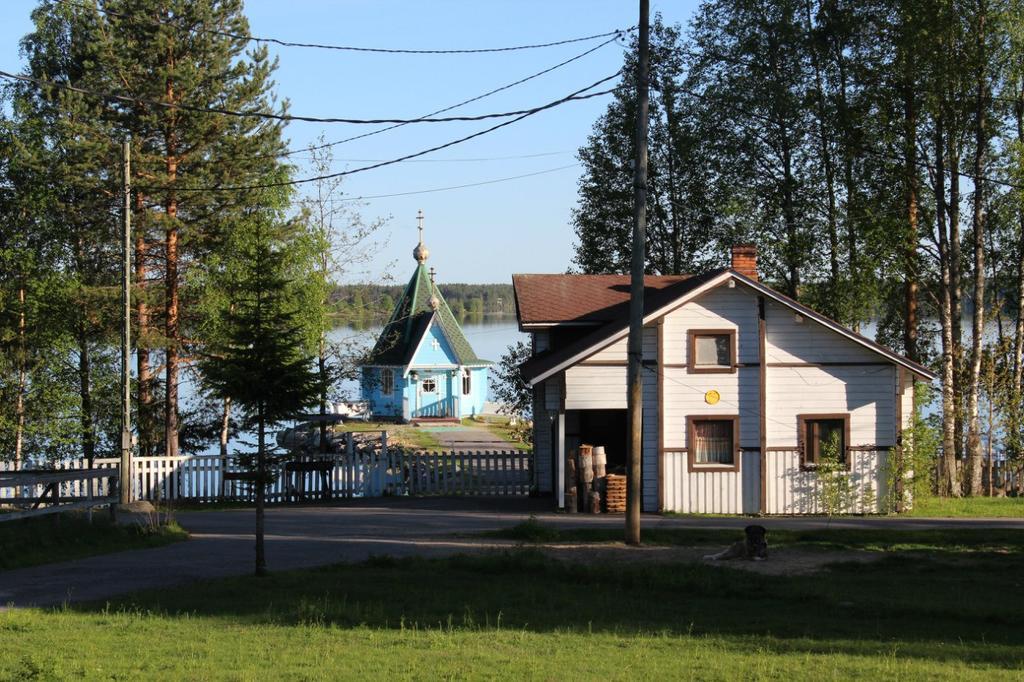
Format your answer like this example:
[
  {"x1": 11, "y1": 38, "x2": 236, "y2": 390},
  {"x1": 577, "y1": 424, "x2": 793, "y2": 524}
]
[{"x1": 1, "y1": 1, "x2": 699, "y2": 284}]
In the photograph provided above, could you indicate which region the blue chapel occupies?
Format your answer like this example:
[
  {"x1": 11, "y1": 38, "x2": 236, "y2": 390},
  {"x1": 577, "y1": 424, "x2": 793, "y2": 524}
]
[{"x1": 360, "y1": 212, "x2": 491, "y2": 421}]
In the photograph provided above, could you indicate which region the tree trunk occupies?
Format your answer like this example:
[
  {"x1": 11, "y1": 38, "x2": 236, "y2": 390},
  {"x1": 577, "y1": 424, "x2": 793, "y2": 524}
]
[
  {"x1": 903, "y1": 82, "x2": 920, "y2": 363},
  {"x1": 255, "y1": 404, "x2": 267, "y2": 576},
  {"x1": 965, "y1": 6, "x2": 988, "y2": 496},
  {"x1": 934, "y1": 116, "x2": 960, "y2": 496},
  {"x1": 219, "y1": 397, "x2": 231, "y2": 459},
  {"x1": 948, "y1": 134, "x2": 964, "y2": 466},
  {"x1": 1012, "y1": 98, "x2": 1024, "y2": 464},
  {"x1": 164, "y1": 68, "x2": 180, "y2": 459},
  {"x1": 782, "y1": 133, "x2": 800, "y2": 298},
  {"x1": 135, "y1": 194, "x2": 153, "y2": 457},
  {"x1": 14, "y1": 286, "x2": 27, "y2": 472},
  {"x1": 319, "y1": 334, "x2": 328, "y2": 454}
]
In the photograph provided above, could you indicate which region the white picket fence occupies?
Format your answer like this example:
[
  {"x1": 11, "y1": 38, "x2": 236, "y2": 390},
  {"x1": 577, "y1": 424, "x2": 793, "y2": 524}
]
[{"x1": 1, "y1": 435, "x2": 532, "y2": 505}]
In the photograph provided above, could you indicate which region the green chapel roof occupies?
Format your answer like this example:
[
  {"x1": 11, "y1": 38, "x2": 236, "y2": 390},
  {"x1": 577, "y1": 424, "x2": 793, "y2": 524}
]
[{"x1": 366, "y1": 262, "x2": 489, "y2": 367}]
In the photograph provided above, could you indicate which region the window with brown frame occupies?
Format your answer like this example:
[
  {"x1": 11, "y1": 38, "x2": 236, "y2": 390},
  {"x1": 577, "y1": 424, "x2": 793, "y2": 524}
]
[
  {"x1": 687, "y1": 416, "x2": 740, "y2": 470},
  {"x1": 462, "y1": 369, "x2": 472, "y2": 395},
  {"x1": 799, "y1": 414, "x2": 850, "y2": 469},
  {"x1": 381, "y1": 368, "x2": 394, "y2": 396},
  {"x1": 687, "y1": 329, "x2": 736, "y2": 373}
]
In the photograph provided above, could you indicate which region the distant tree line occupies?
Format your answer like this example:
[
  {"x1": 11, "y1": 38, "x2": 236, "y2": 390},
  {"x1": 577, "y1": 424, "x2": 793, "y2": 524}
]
[
  {"x1": 331, "y1": 283, "x2": 516, "y2": 325},
  {"x1": 574, "y1": 3, "x2": 1024, "y2": 498}
]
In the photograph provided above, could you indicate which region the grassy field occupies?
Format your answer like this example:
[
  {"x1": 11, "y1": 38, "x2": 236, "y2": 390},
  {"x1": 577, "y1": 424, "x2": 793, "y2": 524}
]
[
  {"x1": 3, "y1": 529, "x2": 1022, "y2": 679},
  {"x1": 0, "y1": 513, "x2": 187, "y2": 571},
  {"x1": 908, "y1": 495, "x2": 1024, "y2": 518},
  {"x1": 335, "y1": 421, "x2": 442, "y2": 449}
]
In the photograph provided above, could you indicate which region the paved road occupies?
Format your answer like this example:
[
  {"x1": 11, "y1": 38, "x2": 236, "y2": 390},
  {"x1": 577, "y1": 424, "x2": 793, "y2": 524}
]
[{"x1": 2, "y1": 497, "x2": 1022, "y2": 608}]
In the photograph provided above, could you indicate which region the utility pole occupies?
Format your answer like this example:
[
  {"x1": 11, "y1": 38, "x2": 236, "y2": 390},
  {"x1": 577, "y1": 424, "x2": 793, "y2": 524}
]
[
  {"x1": 626, "y1": 0, "x2": 649, "y2": 546},
  {"x1": 120, "y1": 137, "x2": 132, "y2": 505}
]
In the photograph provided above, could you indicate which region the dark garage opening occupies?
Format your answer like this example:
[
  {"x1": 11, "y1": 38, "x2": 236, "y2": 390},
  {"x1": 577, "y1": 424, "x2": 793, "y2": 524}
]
[{"x1": 565, "y1": 409, "x2": 629, "y2": 473}]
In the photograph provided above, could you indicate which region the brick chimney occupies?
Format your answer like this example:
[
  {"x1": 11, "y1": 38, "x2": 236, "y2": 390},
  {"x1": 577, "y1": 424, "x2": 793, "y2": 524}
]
[{"x1": 731, "y1": 244, "x2": 758, "y2": 280}]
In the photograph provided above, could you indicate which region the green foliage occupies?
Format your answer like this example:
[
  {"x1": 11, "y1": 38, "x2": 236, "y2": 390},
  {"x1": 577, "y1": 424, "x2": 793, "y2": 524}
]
[
  {"x1": 888, "y1": 384, "x2": 941, "y2": 512},
  {"x1": 814, "y1": 432, "x2": 854, "y2": 517},
  {"x1": 573, "y1": 16, "x2": 720, "y2": 275},
  {"x1": 489, "y1": 341, "x2": 533, "y2": 429},
  {"x1": 200, "y1": 217, "x2": 322, "y2": 431},
  {"x1": 0, "y1": 513, "x2": 187, "y2": 571}
]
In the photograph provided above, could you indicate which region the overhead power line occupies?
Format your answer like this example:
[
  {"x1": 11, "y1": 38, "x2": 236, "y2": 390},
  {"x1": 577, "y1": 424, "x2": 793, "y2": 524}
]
[
  {"x1": 134, "y1": 72, "x2": 620, "y2": 193},
  {"x1": 0, "y1": 67, "x2": 614, "y2": 126},
  {"x1": 271, "y1": 34, "x2": 624, "y2": 158},
  {"x1": 322, "y1": 163, "x2": 581, "y2": 202},
  {"x1": 128, "y1": 33, "x2": 622, "y2": 165},
  {"x1": 56, "y1": 1, "x2": 630, "y2": 55}
]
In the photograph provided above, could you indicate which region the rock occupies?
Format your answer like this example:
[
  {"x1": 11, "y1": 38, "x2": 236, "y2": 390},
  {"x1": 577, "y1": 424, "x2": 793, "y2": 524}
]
[{"x1": 113, "y1": 500, "x2": 159, "y2": 527}]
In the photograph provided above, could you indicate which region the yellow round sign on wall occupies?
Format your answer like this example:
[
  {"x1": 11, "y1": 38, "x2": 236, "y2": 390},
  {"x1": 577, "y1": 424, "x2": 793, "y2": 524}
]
[{"x1": 704, "y1": 390, "x2": 721, "y2": 405}]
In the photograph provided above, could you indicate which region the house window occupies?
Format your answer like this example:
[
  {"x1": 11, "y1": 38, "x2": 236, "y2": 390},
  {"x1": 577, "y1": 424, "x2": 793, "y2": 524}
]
[
  {"x1": 462, "y1": 369, "x2": 471, "y2": 395},
  {"x1": 421, "y1": 377, "x2": 436, "y2": 393},
  {"x1": 799, "y1": 414, "x2": 850, "y2": 469},
  {"x1": 688, "y1": 416, "x2": 739, "y2": 470},
  {"x1": 688, "y1": 330, "x2": 736, "y2": 373},
  {"x1": 381, "y1": 368, "x2": 394, "y2": 396}
]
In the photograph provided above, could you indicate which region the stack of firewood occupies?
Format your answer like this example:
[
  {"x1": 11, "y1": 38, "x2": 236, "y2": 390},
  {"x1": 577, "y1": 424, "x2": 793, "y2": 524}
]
[{"x1": 604, "y1": 474, "x2": 627, "y2": 513}]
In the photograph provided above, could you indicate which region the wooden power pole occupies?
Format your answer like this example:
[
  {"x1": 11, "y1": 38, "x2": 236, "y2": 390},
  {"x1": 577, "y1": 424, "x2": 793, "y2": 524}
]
[
  {"x1": 626, "y1": 0, "x2": 650, "y2": 546},
  {"x1": 120, "y1": 137, "x2": 132, "y2": 505}
]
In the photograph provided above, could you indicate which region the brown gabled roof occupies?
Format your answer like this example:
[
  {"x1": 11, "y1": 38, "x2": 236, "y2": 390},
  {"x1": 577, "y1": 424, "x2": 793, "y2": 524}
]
[
  {"x1": 513, "y1": 273, "x2": 692, "y2": 327},
  {"x1": 518, "y1": 269, "x2": 727, "y2": 382},
  {"x1": 516, "y1": 269, "x2": 937, "y2": 385}
]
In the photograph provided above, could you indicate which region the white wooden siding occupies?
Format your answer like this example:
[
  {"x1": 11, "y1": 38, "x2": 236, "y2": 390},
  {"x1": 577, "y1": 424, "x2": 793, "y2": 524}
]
[
  {"x1": 900, "y1": 370, "x2": 915, "y2": 432},
  {"x1": 586, "y1": 326, "x2": 658, "y2": 363},
  {"x1": 642, "y1": 369, "x2": 659, "y2": 512},
  {"x1": 661, "y1": 367, "x2": 760, "y2": 447},
  {"x1": 764, "y1": 299, "x2": 879, "y2": 363},
  {"x1": 661, "y1": 450, "x2": 761, "y2": 513},
  {"x1": 765, "y1": 449, "x2": 887, "y2": 514},
  {"x1": 765, "y1": 365, "x2": 896, "y2": 446},
  {"x1": 564, "y1": 365, "x2": 627, "y2": 409},
  {"x1": 662, "y1": 285, "x2": 759, "y2": 365}
]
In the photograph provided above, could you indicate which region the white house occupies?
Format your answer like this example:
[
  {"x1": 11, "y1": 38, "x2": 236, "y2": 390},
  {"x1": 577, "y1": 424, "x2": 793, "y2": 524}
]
[{"x1": 513, "y1": 246, "x2": 936, "y2": 514}]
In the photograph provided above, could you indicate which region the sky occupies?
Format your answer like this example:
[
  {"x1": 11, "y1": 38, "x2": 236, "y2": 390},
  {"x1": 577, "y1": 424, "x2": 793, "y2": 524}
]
[{"x1": 0, "y1": 1, "x2": 701, "y2": 284}]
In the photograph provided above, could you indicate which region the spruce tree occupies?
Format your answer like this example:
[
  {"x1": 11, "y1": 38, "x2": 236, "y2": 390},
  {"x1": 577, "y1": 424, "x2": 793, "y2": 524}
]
[{"x1": 201, "y1": 214, "x2": 320, "y2": 576}]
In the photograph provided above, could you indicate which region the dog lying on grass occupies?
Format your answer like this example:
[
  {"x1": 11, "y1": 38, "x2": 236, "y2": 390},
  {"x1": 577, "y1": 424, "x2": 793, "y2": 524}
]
[{"x1": 703, "y1": 525, "x2": 768, "y2": 561}]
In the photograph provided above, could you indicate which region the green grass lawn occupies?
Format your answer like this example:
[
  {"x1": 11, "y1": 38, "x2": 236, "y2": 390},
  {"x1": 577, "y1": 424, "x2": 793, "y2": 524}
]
[
  {"x1": 0, "y1": 513, "x2": 187, "y2": 572},
  {"x1": 335, "y1": 421, "x2": 442, "y2": 449},
  {"x1": 908, "y1": 495, "x2": 1024, "y2": 518},
  {"x1": 3, "y1": 531, "x2": 1023, "y2": 679}
]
